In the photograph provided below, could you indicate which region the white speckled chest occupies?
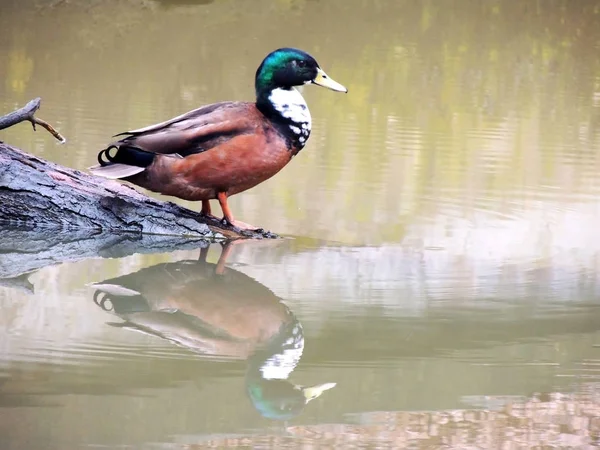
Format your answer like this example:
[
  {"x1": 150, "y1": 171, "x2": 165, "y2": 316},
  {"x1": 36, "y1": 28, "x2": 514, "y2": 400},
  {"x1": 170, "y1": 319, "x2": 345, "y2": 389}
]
[{"x1": 268, "y1": 87, "x2": 312, "y2": 147}]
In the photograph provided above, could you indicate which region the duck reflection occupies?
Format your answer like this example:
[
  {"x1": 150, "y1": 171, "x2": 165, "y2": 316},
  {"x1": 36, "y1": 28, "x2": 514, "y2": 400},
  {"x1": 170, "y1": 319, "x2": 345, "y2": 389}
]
[{"x1": 91, "y1": 241, "x2": 335, "y2": 420}]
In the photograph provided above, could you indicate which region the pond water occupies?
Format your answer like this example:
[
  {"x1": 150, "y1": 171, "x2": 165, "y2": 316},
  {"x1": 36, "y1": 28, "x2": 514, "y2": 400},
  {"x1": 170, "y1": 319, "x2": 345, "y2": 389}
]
[{"x1": 1, "y1": 0, "x2": 600, "y2": 448}]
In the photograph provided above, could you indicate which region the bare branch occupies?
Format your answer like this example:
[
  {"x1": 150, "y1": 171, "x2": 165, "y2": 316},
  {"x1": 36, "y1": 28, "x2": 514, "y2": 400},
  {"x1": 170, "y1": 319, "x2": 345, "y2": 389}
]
[
  {"x1": 30, "y1": 116, "x2": 66, "y2": 143},
  {"x1": 0, "y1": 98, "x2": 66, "y2": 143}
]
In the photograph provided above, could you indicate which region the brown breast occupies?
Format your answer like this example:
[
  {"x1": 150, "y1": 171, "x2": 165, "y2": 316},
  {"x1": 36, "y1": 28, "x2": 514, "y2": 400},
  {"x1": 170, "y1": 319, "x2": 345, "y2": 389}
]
[{"x1": 139, "y1": 106, "x2": 294, "y2": 201}]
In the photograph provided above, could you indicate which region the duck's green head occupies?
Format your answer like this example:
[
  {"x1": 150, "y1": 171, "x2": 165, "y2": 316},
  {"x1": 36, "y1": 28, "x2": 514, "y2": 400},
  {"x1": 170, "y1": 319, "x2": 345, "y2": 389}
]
[{"x1": 255, "y1": 48, "x2": 347, "y2": 96}]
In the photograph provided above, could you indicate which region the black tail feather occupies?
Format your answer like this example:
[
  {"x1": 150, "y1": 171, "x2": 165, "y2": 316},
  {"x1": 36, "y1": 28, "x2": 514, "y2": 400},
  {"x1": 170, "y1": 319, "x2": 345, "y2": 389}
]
[
  {"x1": 98, "y1": 144, "x2": 156, "y2": 168},
  {"x1": 93, "y1": 291, "x2": 151, "y2": 315},
  {"x1": 98, "y1": 145, "x2": 118, "y2": 166}
]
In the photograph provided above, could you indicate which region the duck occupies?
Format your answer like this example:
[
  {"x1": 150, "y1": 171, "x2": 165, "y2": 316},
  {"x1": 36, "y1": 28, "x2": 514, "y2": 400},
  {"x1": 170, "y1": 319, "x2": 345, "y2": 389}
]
[
  {"x1": 89, "y1": 48, "x2": 347, "y2": 230},
  {"x1": 90, "y1": 242, "x2": 335, "y2": 420}
]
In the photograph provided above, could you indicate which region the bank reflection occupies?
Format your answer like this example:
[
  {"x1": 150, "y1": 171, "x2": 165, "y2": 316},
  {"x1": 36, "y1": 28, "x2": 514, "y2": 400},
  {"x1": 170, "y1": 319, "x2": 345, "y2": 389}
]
[{"x1": 91, "y1": 242, "x2": 335, "y2": 421}]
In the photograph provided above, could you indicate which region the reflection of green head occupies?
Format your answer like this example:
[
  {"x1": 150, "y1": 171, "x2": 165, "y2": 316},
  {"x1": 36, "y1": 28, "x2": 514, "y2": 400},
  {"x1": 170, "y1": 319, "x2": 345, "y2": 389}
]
[
  {"x1": 248, "y1": 379, "x2": 337, "y2": 421},
  {"x1": 245, "y1": 317, "x2": 335, "y2": 420}
]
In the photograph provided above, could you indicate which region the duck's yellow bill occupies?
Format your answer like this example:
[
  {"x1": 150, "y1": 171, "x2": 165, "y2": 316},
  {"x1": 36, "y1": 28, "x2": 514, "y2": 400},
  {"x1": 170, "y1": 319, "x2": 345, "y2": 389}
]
[
  {"x1": 302, "y1": 382, "x2": 337, "y2": 402},
  {"x1": 312, "y1": 68, "x2": 348, "y2": 93}
]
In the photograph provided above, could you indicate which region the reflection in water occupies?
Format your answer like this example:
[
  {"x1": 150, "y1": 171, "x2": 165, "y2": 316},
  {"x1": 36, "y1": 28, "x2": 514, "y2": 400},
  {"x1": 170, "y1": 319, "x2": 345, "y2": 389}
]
[
  {"x1": 0, "y1": 238, "x2": 600, "y2": 448},
  {"x1": 198, "y1": 391, "x2": 600, "y2": 448},
  {"x1": 91, "y1": 242, "x2": 335, "y2": 421}
]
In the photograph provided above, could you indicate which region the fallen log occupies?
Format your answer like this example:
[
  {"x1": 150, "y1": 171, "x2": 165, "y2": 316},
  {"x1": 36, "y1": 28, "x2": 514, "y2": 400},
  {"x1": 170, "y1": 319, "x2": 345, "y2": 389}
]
[{"x1": 0, "y1": 100, "x2": 277, "y2": 240}]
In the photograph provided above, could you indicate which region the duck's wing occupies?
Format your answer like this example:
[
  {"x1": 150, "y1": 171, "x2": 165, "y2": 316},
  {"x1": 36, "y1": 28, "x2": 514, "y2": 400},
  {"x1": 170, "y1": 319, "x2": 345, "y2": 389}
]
[
  {"x1": 115, "y1": 101, "x2": 258, "y2": 157},
  {"x1": 117, "y1": 102, "x2": 237, "y2": 136},
  {"x1": 90, "y1": 101, "x2": 261, "y2": 178}
]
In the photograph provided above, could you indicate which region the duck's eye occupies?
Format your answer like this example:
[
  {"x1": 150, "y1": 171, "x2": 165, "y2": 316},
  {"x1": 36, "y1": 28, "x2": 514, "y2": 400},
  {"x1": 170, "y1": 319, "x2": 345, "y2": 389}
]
[{"x1": 297, "y1": 60, "x2": 306, "y2": 68}]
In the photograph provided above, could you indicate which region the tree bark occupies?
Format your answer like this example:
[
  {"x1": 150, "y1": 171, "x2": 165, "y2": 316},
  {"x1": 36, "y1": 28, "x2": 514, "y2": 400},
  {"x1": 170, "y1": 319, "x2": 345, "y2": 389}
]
[{"x1": 0, "y1": 142, "x2": 277, "y2": 240}]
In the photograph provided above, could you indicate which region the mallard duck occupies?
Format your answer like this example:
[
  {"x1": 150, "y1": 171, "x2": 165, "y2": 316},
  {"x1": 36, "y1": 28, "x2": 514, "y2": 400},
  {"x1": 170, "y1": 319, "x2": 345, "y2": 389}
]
[
  {"x1": 89, "y1": 48, "x2": 347, "y2": 230},
  {"x1": 91, "y1": 242, "x2": 335, "y2": 419}
]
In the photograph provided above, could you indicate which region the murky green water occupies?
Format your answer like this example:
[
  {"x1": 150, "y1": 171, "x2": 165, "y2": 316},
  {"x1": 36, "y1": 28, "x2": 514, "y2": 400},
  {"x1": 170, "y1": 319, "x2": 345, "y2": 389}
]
[{"x1": 2, "y1": 0, "x2": 600, "y2": 448}]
